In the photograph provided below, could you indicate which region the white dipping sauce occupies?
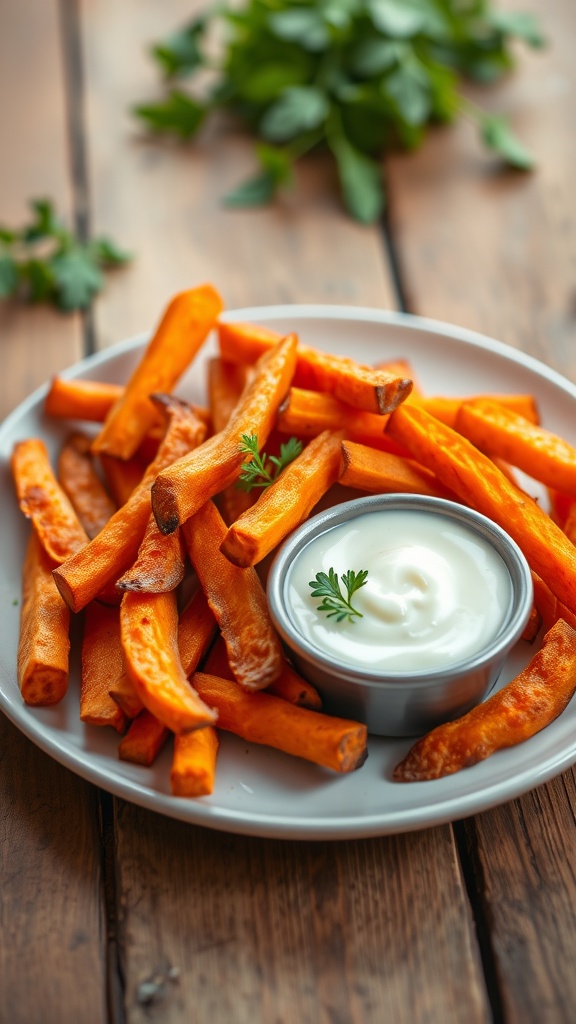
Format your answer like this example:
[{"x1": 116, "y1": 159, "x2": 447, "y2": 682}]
[{"x1": 286, "y1": 509, "x2": 512, "y2": 673}]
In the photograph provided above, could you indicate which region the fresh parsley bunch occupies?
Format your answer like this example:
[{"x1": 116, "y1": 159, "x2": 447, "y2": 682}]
[
  {"x1": 0, "y1": 199, "x2": 131, "y2": 311},
  {"x1": 135, "y1": 0, "x2": 544, "y2": 223}
]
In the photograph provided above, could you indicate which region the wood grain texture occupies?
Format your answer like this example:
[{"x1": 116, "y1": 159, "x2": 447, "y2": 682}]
[
  {"x1": 462, "y1": 774, "x2": 576, "y2": 1024},
  {"x1": 386, "y1": 0, "x2": 576, "y2": 1017},
  {"x1": 386, "y1": 0, "x2": 576, "y2": 379},
  {"x1": 0, "y1": 717, "x2": 107, "y2": 1024},
  {"x1": 0, "y1": 0, "x2": 83, "y2": 419},
  {"x1": 115, "y1": 807, "x2": 489, "y2": 1024},
  {"x1": 80, "y1": 0, "x2": 395, "y2": 347}
]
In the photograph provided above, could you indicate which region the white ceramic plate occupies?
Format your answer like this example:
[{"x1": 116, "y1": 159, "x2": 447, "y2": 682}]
[{"x1": 2, "y1": 305, "x2": 576, "y2": 840}]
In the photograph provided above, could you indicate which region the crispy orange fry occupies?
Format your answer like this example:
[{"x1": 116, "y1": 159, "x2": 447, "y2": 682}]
[
  {"x1": 116, "y1": 516, "x2": 185, "y2": 593},
  {"x1": 18, "y1": 531, "x2": 70, "y2": 706},
  {"x1": 99, "y1": 452, "x2": 145, "y2": 506},
  {"x1": 152, "y1": 335, "x2": 298, "y2": 534},
  {"x1": 182, "y1": 500, "x2": 283, "y2": 691},
  {"x1": 207, "y1": 357, "x2": 256, "y2": 525},
  {"x1": 276, "y1": 387, "x2": 410, "y2": 456},
  {"x1": 121, "y1": 590, "x2": 217, "y2": 733},
  {"x1": 456, "y1": 398, "x2": 576, "y2": 493},
  {"x1": 58, "y1": 433, "x2": 116, "y2": 539},
  {"x1": 394, "y1": 619, "x2": 576, "y2": 781},
  {"x1": 218, "y1": 320, "x2": 412, "y2": 414},
  {"x1": 521, "y1": 603, "x2": 542, "y2": 643},
  {"x1": 177, "y1": 588, "x2": 218, "y2": 678},
  {"x1": 414, "y1": 394, "x2": 539, "y2": 430},
  {"x1": 192, "y1": 672, "x2": 367, "y2": 773},
  {"x1": 109, "y1": 670, "x2": 144, "y2": 719},
  {"x1": 93, "y1": 284, "x2": 223, "y2": 459},
  {"x1": 80, "y1": 602, "x2": 126, "y2": 732},
  {"x1": 53, "y1": 398, "x2": 207, "y2": 613},
  {"x1": 118, "y1": 710, "x2": 169, "y2": 766},
  {"x1": 387, "y1": 404, "x2": 576, "y2": 617},
  {"x1": 171, "y1": 727, "x2": 219, "y2": 797},
  {"x1": 339, "y1": 440, "x2": 454, "y2": 499},
  {"x1": 221, "y1": 429, "x2": 344, "y2": 567},
  {"x1": 12, "y1": 438, "x2": 89, "y2": 563},
  {"x1": 45, "y1": 377, "x2": 124, "y2": 421},
  {"x1": 204, "y1": 636, "x2": 322, "y2": 710}
]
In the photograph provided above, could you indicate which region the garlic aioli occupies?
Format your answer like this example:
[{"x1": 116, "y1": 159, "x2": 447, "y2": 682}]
[{"x1": 286, "y1": 509, "x2": 512, "y2": 672}]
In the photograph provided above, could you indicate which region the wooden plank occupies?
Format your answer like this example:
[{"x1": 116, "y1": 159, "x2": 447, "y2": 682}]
[
  {"x1": 81, "y1": 3, "x2": 491, "y2": 1022},
  {"x1": 115, "y1": 807, "x2": 489, "y2": 1024},
  {"x1": 462, "y1": 775, "x2": 576, "y2": 1024},
  {"x1": 386, "y1": 0, "x2": 576, "y2": 377},
  {"x1": 386, "y1": 0, "x2": 576, "y2": 1018},
  {"x1": 0, "y1": 3, "x2": 106, "y2": 1022}
]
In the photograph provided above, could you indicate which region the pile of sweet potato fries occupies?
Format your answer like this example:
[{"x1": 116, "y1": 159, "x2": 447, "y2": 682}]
[{"x1": 11, "y1": 283, "x2": 576, "y2": 793}]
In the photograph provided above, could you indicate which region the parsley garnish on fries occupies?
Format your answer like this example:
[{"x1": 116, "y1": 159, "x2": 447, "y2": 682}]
[{"x1": 238, "y1": 433, "x2": 302, "y2": 492}]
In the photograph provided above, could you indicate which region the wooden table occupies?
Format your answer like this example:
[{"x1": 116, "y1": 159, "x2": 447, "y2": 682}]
[{"x1": 2, "y1": 1, "x2": 575, "y2": 1021}]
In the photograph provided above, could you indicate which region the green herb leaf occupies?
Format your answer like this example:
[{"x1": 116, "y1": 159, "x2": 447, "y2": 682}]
[
  {"x1": 51, "y1": 248, "x2": 104, "y2": 311},
  {"x1": 309, "y1": 567, "x2": 369, "y2": 623},
  {"x1": 269, "y1": 9, "x2": 330, "y2": 51},
  {"x1": 384, "y1": 62, "x2": 431, "y2": 126},
  {"x1": 329, "y1": 134, "x2": 384, "y2": 224},
  {"x1": 237, "y1": 433, "x2": 302, "y2": 491},
  {"x1": 152, "y1": 17, "x2": 206, "y2": 78},
  {"x1": 134, "y1": 90, "x2": 206, "y2": 139},
  {"x1": 489, "y1": 11, "x2": 545, "y2": 49},
  {"x1": 481, "y1": 114, "x2": 535, "y2": 171},
  {"x1": 367, "y1": 0, "x2": 425, "y2": 39},
  {"x1": 225, "y1": 144, "x2": 293, "y2": 207},
  {"x1": 0, "y1": 253, "x2": 18, "y2": 298},
  {"x1": 0, "y1": 201, "x2": 131, "y2": 311},
  {"x1": 260, "y1": 86, "x2": 329, "y2": 143}
]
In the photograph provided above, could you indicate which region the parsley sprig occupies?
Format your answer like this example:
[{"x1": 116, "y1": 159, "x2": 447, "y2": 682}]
[
  {"x1": 134, "y1": 1, "x2": 544, "y2": 223},
  {"x1": 309, "y1": 568, "x2": 369, "y2": 624},
  {"x1": 238, "y1": 433, "x2": 302, "y2": 492},
  {"x1": 0, "y1": 199, "x2": 131, "y2": 311}
]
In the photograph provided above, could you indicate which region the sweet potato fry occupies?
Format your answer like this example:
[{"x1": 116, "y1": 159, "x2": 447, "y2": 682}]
[
  {"x1": 17, "y1": 530, "x2": 70, "y2": 705},
  {"x1": 93, "y1": 284, "x2": 223, "y2": 459},
  {"x1": 109, "y1": 670, "x2": 144, "y2": 719},
  {"x1": 207, "y1": 357, "x2": 256, "y2": 524},
  {"x1": 191, "y1": 671, "x2": 367, "y2": 773},
  {"x1": 415, "y1": 394, "x2": 539, "y2": 430},
  {"x1": 387, "y1": 404, "x2": 576, "y2": 617},
  {"x1": 118, "y1": 710, "x2": 169, "y2": 766},
  {"x1": 80, "y1": 602, "x2": 126, "y2": 732},
  {"x1": 393, "y1": 618, "x2": 576, "y2": 781},
  {"x1": 99, "y1": 452, "x2": 145, "y2": 506},
  {"x1": 12, "y1": 438, "x2": 89, "y2": 563},
  {"x1": 182, "y1": 500, "x2": 283, "y2": 691},
  {"x1": 221, "y1": 429, "x2": 344, "y2": 567},
  {"x1": 53, "y1": 397, "x2": 207, "y2": 613},
  {"x1": 218, "y1": 320, "x2": 413, "y2": 414},
  {"x1": 116, "y1": 516, "x2": 185, "y2": 593},
  {"x1": 276, "y1": 387, "x2": 409, "y2": 456},
  {"x1": 456, "y1": 398, "x2": 576, "y2": 493},
  {"x1": 152, "y1": 335, "x2": 298, "y2": 534},
  {"x1": 121, "y1": 590, "x2": 217, "y2": 733},
  {"x1": 177, "y1": 588, "x2": 218, "y2": 678},
  {"x1": 45, "y1": 377, "x2": 124, "y2": 421},
  {"x1": 170, "y1": 727, "x2": 219, "y2": 797},
  {"x1": 339, "y1": 440, "x2": 454, "y2": 499},
  {"x1": 204, "y1": 635, "x2": 322, "y2": 710},
  {"x1": 58, "y1": 433, "x2": 116, "y2": 539}
]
